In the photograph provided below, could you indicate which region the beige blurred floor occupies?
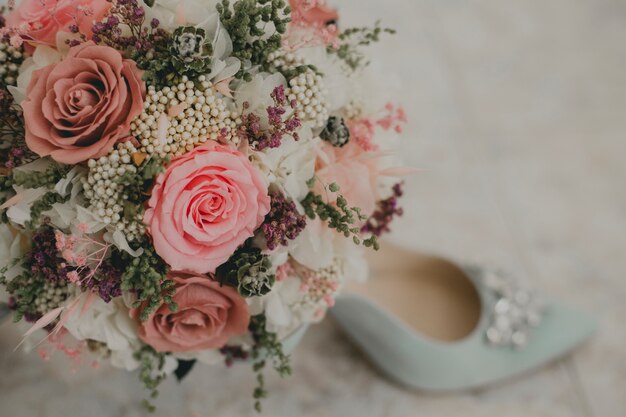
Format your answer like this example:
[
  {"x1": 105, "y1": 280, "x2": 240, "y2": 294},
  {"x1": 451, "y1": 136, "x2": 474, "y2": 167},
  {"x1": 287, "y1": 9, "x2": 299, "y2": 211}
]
[{"x1": 1, "y1": 0, "x2": 625, "y2": 416}]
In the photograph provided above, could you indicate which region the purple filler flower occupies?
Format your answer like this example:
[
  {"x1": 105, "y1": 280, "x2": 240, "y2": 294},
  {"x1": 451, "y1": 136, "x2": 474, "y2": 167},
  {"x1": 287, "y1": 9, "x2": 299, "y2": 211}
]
[
  {"x1": 262, "y1": 191, "x2": 307, "y2": 251},
  {"x1": 361, "y1": 183, "x2": 404, "y2": 237}
]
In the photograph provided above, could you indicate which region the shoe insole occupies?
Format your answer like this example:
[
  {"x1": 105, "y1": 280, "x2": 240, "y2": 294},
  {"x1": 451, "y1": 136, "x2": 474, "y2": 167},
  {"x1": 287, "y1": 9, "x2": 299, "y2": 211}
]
[{"x1": 346, "y1": 244, "x2": 481, "y2": 342}]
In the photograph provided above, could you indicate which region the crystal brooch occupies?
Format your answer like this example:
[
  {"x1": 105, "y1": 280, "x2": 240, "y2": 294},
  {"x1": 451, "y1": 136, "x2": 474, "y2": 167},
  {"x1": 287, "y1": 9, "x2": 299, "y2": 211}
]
[{"x1": 481, "y1": 269, "x2": 545, "y2": 349}]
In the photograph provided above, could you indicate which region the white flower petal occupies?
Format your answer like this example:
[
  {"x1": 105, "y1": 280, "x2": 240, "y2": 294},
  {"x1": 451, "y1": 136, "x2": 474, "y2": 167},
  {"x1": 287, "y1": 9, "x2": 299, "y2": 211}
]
[{"x1": 63, "y1": 294, "x2": 141, "y2": 371}]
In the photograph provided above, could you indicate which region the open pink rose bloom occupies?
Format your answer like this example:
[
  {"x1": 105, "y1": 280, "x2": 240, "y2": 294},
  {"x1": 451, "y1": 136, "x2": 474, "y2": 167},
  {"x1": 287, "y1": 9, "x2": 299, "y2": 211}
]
[
  {"x1": 22, "y1": 42, "x2": 145, "y2": 163},
  {"x1": 144, "y1": 141, "x2": 271, "y2": 274},
  {"x1": 134, "y1": 273, "x2": 250, "y2": 352}
]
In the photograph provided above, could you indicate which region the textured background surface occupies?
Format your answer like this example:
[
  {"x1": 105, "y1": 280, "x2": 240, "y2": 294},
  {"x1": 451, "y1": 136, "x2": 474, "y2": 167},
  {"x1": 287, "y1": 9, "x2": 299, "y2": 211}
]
[{"x1": 1, "y1": 0, "x2": 625, "y2": 416}]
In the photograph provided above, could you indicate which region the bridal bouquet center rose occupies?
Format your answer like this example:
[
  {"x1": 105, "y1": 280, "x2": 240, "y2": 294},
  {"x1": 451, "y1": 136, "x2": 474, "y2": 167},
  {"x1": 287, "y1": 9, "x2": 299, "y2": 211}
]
[
  {"x1": 145, "y1": 141, "x2": 271, "y2": 274},
  {"x1": 0, "y1": 0, "x2": 408, "y2": 411}
]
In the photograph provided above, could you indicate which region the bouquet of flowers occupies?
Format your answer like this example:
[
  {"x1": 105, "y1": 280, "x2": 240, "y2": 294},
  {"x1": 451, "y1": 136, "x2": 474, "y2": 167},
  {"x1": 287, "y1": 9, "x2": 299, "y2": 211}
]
[{"x1": 0, "y1": 0, "x2": 407, "y2": 410}]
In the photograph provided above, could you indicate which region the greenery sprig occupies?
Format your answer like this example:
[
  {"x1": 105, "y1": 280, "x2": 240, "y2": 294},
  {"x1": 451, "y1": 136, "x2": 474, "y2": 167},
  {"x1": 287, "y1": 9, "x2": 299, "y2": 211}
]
[
  {"x1": 117, "y1": 241, "x2": 177, "y2": 321},
  {"x1": 1, "y1": 267, "x2": 45, "y2": 323},
  {"x1": 27, "y1": 192, "x2": 68, "y2": 229},
  {"x1": 301, "y1": 181, "x2": 379, "y2": 249},
  {"x1": 216, "y1": 0, "x2": 291, "y2": 80},
  {"x1": 134, "y1": 346, "x2": 169, "y2": 413},
  {"x1": 0, "y1": 88, "x2": 24, "y2": 141},
  {"x1": 1, "y1": 162, "x2": 73, "y2": 227},
  {"x1": 0, "y1": 173, "x2": 14, "y2": 224},
  {"x1": 249, "y1": 314, "x2": 291, "y2": 412},
  {"x1": 11, "y1": 161, "x2": 71, "y2": 189},
  {"x1": 329, "y1": 21, "x2": 396, "y2": 71},
  {"x1": 89, "y1": 0, "x2": 175, "y2": 87},
  {"x1": 2, "y1": 224, "x2": 71, "y2": 322},
  {"x1": 115, "y1": 155, "x2": 166, "y2": 226}
]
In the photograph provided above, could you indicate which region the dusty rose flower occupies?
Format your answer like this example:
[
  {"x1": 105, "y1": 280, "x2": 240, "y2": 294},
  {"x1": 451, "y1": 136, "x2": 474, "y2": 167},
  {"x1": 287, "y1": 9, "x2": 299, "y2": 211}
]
[
  {"x1": 5, "y1": 0, "x2": 111, "y2": 50},
  {"x1": 22, "y1": 42, "x2": 145, "y2": 164},
  {"x1": 133, "y1": 272, "x2": 250, "y2": 352},
  {"x1": 144, "y1": 142, "x2": 271, "y2": 274}
]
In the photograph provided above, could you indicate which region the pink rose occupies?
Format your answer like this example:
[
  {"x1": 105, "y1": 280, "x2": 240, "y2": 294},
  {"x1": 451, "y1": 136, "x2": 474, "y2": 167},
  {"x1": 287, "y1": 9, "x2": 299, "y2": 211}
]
[
  {"x1": 145, "y1": 142, "x2": 271, "y2": 274},
  {"x1": 22, "y1": 42, "x2": 145, "y2": 164},
  {"x1": 5, "y1": 0, "x2": 111, "y2": 50},
  {"x1": 315, "y1": 141, "x2": 380, "y2": 217},
  {"x1": 133, "y1": 272, "x2": 250, "y2": 352}
]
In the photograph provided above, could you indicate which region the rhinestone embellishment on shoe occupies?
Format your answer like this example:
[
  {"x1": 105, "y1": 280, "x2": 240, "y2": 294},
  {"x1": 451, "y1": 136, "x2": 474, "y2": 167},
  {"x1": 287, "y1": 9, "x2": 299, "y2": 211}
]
[{"x1": 481, "y1": 269, "x2": 545, "y2": 349}]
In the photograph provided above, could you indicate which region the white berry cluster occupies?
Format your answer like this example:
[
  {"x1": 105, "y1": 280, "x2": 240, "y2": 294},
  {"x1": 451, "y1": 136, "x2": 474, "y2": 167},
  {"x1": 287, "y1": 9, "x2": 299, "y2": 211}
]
[
  {"x1": 0, "y1": 41, "x2": 23, "y2": 86},
  {"x1": 83, "y1": 141, "x2": 145, "y2": 240},
  {"x1": 130, "y1": 75, "x2": 241, "y2": 158},
  {"x1": 35, "y1": 281, "x2": 70, "y2": 315},
  {"x1": 343, "y1": 99, "x2": 365, "y2": 120},
  {"x1": 267, "y1": 51, "x2": 330, "y2": 130}
]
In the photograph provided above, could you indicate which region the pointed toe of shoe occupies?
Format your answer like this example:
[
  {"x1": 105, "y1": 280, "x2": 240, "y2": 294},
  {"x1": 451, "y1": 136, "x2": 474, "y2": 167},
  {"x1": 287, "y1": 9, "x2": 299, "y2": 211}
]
[
  {"x1": 461, "y1": 300, "x2": 597, "y2": 389},
  {"x1": 331, "y1": 296, "x2": 596, "y2": 392},
  {"x1": 518, "y1": 301, "x2": 596, "y2": 365}
]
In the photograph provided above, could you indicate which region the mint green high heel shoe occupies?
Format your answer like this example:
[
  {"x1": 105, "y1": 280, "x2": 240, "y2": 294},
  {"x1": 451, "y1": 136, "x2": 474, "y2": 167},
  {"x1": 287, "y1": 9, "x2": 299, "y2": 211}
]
[{"x1": 331, "y1": 244, "x2": 596, "y2": 391}]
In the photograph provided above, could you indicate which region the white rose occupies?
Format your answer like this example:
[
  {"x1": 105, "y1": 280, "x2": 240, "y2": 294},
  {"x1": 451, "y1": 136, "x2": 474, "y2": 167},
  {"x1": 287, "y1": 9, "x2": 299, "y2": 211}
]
[
  {"x1": 234, "y1": 72, "x2": 287, "y2": 123},
  {"x1": 248, "y1": 276, "x2": 303, "y2": 337},
  {"x1": 9, "y1": 44, "x2": 63, "y2": 105},
  {"x1": 148, "y1": 0, "x2": 221, "y2": 29},
  {"x1": 251, "y1": 133, "x2": 317, "y2": 204},
  {"x1": 63, "y1": 294, "x2": 142, "y2": 371},
  {"x1": 335, "y1": 237, "x2": 369, "y2": 283},
  {"x1": 289, "y1": 217, "x2": 336, "y2": 270},
  {"x1": 4, "y1": 187, "x2": 47, "y2": 226}
]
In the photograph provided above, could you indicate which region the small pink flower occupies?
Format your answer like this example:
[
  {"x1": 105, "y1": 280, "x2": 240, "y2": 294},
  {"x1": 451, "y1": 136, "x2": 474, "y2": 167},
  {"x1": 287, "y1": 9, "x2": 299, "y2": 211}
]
[
  {"x1": 22, "y1": 42, "x2": 145, "y2": 164},
  {"x1": 74, "y1": 255, "x2": 87, "y2": 267},
  {"x1": 77, "y1": 223, "x2": 90, "y2": 233},
  {"x1": 131, "y1": 272, "x2": 250, "y2": 353},
  {"x1": 67, "y1": 271, "x2": 80, "y2": 284},
  {"x1": 5, "y1": 0, "x2": 111, "y2": 50},
  {"x1": 55, "y1": 231, "x2": 66, "y2": 250},
  {"x1": 276, "y1": 262, "x2": 294, "y2": 282},
  {"x1": 9, "y1": 34, "x2": 23, "y2": 48},
  {"x1": 376, "y1": 102, "x2": 407, "y2": 134},
  {"x1": 144, "y1": 142, "x2": 271, "y2": 274},
  {"x1": 347, "y1": 118, "x2": 378, "y2": 152},
  {"x1": 62, "y1": 249, "x2": 75, "y2": 263}
]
